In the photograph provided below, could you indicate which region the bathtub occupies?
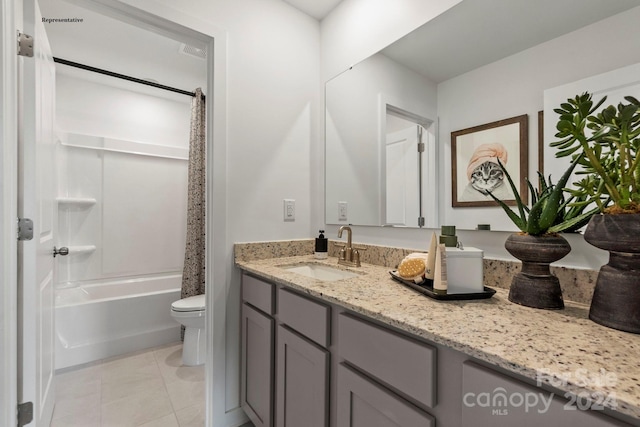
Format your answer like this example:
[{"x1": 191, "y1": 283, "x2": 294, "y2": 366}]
[{"x1": 55, "y1": 274, "x2": 182, "y2": 370}]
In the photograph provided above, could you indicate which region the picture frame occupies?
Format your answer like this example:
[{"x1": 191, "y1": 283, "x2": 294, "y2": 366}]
[
  {"x1": 451, "y1": 114, "x2": 528, "y2": 207},
  {"x1": 538, "y1": 110, "x2": 544, "y2": 175}
]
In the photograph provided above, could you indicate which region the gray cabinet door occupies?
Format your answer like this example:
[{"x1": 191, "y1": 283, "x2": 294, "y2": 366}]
[
  {"x1": 462, "y1": 362, "x2": 632, "y2": 427},
  {"x1": 276, "y1": 325, "x2": 329, "y2": 427},
  {"x1": 336, "y1": 363, "x2": 435, "y2": 427},
  {"x1": 241, "y1": 303, "x2": 274, "y2": 427}
]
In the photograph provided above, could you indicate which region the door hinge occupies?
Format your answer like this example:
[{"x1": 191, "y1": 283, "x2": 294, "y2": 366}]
[
  {"x1": 418, "y1": 216, "x2": 425, "y2": 227},
  {"x1": 17, "y1": 32, "x2": 34, "y2": 57},
  {"x1": 17, "y1": 402, "x2": 33, "y2": 427},
  {"x1": 17, "y1": 218, "x2": 34, "y2": 241},
  {"x1": 417, "y1": 142, "x2": 425, "y2": 153}
]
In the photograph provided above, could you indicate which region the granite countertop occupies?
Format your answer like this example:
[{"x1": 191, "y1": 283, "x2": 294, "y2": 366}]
[{"x1": 236, "y1": 254, "x2": 640, "y2": 421}]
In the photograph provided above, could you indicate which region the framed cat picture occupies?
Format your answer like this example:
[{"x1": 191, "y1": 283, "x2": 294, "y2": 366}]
[{"x1": 451, "y1": 115, "x2": 528, "y2": 207}]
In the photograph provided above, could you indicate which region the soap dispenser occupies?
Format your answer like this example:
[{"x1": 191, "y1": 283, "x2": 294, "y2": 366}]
[{"x1": 315, "y1": 230, "x2": 328, "y2": 259}]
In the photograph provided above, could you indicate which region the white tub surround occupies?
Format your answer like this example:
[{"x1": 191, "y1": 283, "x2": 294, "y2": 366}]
[
  {"x1": 54, "y1": 129, "x2": 189, "y2": 370},
  {"x1": 235, "y1": 249, "x2": 640, "y2": 422},
  {"x1": 55, "y1": 274, "x2": 181, "y2": 370}
]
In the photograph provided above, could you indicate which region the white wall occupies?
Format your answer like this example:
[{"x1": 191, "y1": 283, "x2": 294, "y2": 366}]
[{"x1": 320, "y1": 3, "x2": 640, "y2": 270}]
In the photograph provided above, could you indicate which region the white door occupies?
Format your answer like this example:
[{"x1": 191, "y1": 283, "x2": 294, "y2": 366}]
[
  {"x1": 385, "y1": 126, "x2": 420, "y2": 226},
  {"x1": 17, "y1": 0, "x2": 57, "y2": 425}
]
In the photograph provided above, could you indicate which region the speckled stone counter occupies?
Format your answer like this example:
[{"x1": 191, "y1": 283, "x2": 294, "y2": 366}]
[
  {"x1": 235, "y1": 251, "x2": 640, "y2": 421},
  {"x1": 234, "y1": 239, "x2": 599, "y2": 304}
]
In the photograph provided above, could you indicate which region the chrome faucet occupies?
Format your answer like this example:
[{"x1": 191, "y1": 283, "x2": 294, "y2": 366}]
[{"x1": 337, "y1": 226, "x2": 361, "y2": 267}]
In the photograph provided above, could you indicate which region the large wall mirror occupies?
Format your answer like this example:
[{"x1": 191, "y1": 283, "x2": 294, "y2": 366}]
[
  {"x1": 325, "y1": 0, "x2": 640, "y2": 230},
  {"x1": 325, "y1": 51, "x2": 438, "y2": 228}
]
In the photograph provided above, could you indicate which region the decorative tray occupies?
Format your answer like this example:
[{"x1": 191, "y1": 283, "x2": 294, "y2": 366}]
[{"x1": 389, "y1": 271, "x2": 496, "y2": 301}]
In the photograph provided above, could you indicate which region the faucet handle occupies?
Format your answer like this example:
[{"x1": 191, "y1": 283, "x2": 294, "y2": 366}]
[{"x1": 352, "y1": 249, "x2": 361, "y2": 266}]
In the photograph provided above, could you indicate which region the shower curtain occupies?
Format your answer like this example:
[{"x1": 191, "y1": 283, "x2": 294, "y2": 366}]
[{"x1": 181, "y1": 88, "x2": 206, "y2": 300}]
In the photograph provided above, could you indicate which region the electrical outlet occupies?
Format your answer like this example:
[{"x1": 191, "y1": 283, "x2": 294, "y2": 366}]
[
  {"x1": 284, "y1": 199, "x2": 295, "y2": 222},
  {"x1": 338, "y1": 201, "x2": 348, "y2": 221}
]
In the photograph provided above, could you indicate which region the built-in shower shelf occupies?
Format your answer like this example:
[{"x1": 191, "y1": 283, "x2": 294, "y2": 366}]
[
  {"x1": 57, "y1": 197, "x2": 97, "y2": 207},
  {"x1": 62, "y1": 245, "x2": 97, "y2": 255}
]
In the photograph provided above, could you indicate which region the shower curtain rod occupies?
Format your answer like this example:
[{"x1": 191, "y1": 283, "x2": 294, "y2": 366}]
[{"x1": 53, "y1": 57, "x2": 205, "y2": 101}]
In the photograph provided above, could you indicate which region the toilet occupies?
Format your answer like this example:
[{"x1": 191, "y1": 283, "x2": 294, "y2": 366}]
[{"x1": 170, "y1": 294, "x2": 206, "y2": 366}]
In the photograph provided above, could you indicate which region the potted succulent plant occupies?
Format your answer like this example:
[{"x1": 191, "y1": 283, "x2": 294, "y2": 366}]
[
  {"x1": 488, "y1": 154, "x2": 597, "y2": 309},
  {"x1": 552, "y1": 92, "x2": 640, "y2": 333}
]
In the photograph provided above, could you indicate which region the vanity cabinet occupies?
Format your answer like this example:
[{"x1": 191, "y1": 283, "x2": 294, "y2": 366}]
[{"x1": 240, "y1": 272, "x2": 636, "y2": 427}]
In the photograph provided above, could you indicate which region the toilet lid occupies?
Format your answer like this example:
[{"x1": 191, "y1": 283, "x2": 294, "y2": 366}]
[{"x1": 172, "y1": 294, "x2": 206, "y2": 312}]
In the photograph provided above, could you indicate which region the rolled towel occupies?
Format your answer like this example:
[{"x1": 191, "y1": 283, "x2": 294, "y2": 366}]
[
  {"x1": 466, "y1": 142, "x2": 508, "y2": 180},
  {"x1": 405, "y1": 252, "x2": 429, "y2": 261}
]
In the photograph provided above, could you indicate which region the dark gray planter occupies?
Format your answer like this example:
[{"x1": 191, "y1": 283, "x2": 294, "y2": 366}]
[
  {"x1": 504, "y1": 233, "x2": 571, "y2": 310},
  {"x1": 584, "y1": 213, "x2": 640, "y2": 334}
]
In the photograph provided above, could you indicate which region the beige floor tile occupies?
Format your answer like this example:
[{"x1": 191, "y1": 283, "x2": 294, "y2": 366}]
[
  {"x1": 155, "y1": 345, "x2": 204, "y2": 385},
  {"x1": 175, "y1": 402, "x2": 205, "y2": 427},
  {"x1": 50, "y1": 343, "x2": 205, "y2": 426},
  {"x1": 50, "y1": 410, "x2": 100, "y2": 427},
  {"x1": 102, "y1": 374, "x2": 166, "y2": 404},
  {"x1": 54, "y1": 367, "x2": 102, "y2": 419},
  {"x1": 101, "y1": 387, "x2": 174, "y2": 427},
  {"x1": 56, "y1": 374, "x2": 101, "y2": 400},
  {"x1": 137, "y1": 413, "x2": 180, "y2": 427},
  {"x1": 56, "y1": 363, "x2": 102, "y2": 387},
  {"x1": 152, "y1": 342, "x2": 182, "y2": 364},
  {"x1": 101, "y1": 352, "x2": 160, "y2": 383},
  {"x1": 53, "y1": 385, "x2": 101, "y2": 421},
  {"x1": 164, "y1": 375, "x2": 205, "y2": 412}
]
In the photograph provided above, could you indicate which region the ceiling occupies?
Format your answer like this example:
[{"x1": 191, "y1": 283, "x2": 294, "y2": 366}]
[
  {"x1": 281, "y1": 0, "x2": 344, "y2": 20},
  {"x1": 381, "y1": 0, "x2": 640, "y2": 83},
  {"x1": 38, "y1": 0, "x2": 208, "y2": 97}
]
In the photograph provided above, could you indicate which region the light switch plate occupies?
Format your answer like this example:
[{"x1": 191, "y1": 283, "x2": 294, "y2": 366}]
[
  {"x1": 284, "y1": 199, "x2": 295, "y2": 221},
  {"x1": 338, "y1": 201, "x2": 348, "y2": 221}
]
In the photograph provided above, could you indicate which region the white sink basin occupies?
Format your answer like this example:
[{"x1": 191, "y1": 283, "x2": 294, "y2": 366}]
[{"x1": 282, "y1": 263, "x2": 360, "y2": 282}]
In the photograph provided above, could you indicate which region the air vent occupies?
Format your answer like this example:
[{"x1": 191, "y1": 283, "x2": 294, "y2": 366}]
[{"x1": 179, "y1": 43, "x2": 207, "y2": 59}]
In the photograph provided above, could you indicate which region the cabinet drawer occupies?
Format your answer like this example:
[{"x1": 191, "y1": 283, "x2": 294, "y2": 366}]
[
  {"x1": 277, "y1": 288, "x2": 330, "y2": 348},
  {"x1": 462, "y1": 361, "x2": 631, "y2": 426},
  {"x1": 242, "y1": 274, "x2": 274, "y2": 315},
  {"x1": 338, "y1": 313, "x2": 436, "y2": 408}
]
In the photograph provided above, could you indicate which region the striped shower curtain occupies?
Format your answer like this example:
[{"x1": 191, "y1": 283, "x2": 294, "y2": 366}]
[{"x1": 181, "y1": 88, "x2": 206, "y2": 299}]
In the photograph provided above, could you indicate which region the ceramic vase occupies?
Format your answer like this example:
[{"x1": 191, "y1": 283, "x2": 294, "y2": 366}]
[
  {"x1": 504, "y1": 233, "x2": 571, "y2": 310},
  {"x1": 584, "y1": 213, "x2": 640, "y2": 334}
]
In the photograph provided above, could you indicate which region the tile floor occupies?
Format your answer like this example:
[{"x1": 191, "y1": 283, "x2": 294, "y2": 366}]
[{"x1": 51, "y1": 342, "x2": 205, "y2": 427}]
